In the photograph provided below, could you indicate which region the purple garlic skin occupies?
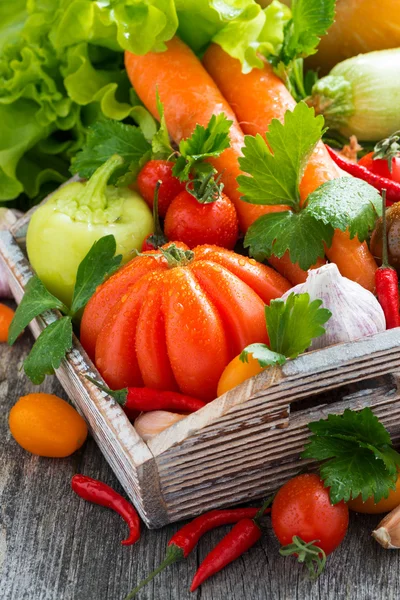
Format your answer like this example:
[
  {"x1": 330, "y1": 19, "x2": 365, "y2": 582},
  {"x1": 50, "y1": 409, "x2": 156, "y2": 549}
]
[
  {"x1": 0, "y1": 208, "x2": 23, "y2": 299},
  {"x1": 281, "y1": 263, "x2": 386, "y2": 350}
]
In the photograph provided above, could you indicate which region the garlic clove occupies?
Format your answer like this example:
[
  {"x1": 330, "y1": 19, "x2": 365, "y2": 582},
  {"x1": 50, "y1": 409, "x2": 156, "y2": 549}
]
[
  {"x1": 372, "y1": 504, "x2": 400, "y2": 549},
  {"x1": 134, "y1": 410, "x2": 187, "y2": 441}
]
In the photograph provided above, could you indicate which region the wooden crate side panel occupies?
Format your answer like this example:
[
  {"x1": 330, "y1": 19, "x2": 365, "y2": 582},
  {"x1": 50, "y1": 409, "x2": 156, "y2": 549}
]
[
  {"x1": 0, "y1": 230, "x2": 169, "y2": 528},
  {"x1": 156, "y1": 374, "x2": 400, "y2": 522}
]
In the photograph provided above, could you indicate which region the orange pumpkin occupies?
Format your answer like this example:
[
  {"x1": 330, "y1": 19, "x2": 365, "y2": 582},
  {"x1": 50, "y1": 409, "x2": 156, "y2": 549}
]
[{"x1": 81, "y1": 243, "x2": 290, "y2": 401}]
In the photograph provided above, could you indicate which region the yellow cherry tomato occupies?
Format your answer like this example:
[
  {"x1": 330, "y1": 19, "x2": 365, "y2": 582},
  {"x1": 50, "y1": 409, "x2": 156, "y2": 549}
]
[
  {"x1": 347, "y1": 473, "x2": 400, "y2": 514},
  {"x1": 9, "y1": 393, "x2": 88, "y2": 457},
  {"x1": 217, "y1": 353, "x2": 266, "y2": 396}
]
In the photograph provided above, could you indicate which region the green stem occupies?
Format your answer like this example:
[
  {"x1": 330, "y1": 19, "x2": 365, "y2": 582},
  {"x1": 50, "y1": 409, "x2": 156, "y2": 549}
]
[
  {"x1": 85, "y1": 375, "x2": 127, "y2": 406},
  {"x1": 79, "y1": 155, "x2": 124, "y2": 210},
  {"x1": 124, "y1": 545, "x2": 184, "y2": 599},
  {"x1": 152, "y1": 180, "x2": 164, "y2": 237},
  {"x1": 254, "y1": 495, "x2": 274, "y2": 525},
  {"x1": 381, "y1": 189, "x2": 389, "y2": 268}
]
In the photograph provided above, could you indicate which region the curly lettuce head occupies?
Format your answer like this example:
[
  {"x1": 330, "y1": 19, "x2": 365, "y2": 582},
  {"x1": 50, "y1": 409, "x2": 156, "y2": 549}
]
[{"x1": 0, "y1": 0, "x2": 289, "y2": 203}]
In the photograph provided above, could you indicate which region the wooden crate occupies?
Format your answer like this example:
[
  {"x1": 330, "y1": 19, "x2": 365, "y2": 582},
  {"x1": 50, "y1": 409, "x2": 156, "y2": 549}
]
[{"x1": 1, "y1": 213, "x2": 400, "y2": 529}]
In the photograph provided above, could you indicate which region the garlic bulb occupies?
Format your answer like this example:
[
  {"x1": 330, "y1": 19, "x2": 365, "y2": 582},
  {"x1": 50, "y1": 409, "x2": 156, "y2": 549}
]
[
  {"x1": 281, "y1": 263, "x2": 386, "y2": 350},
  {"x1": 134, "y1": 410, "x2": 187, "y2": 441}
]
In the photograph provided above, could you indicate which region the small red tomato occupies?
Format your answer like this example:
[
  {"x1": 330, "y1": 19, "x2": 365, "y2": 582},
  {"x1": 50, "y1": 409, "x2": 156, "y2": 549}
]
[
  {"x1": 164, "y1": 190, "x2": 239, "y2": 249},
  {"x1": 137, "y1": 160, "x2": 186, "y2": 217},
  {"x1": 271, "y1": 473, "x2": 349, "y2": 556},
  {"x1": 359, "y1": 153, "x2": 400, "y2": 184}
]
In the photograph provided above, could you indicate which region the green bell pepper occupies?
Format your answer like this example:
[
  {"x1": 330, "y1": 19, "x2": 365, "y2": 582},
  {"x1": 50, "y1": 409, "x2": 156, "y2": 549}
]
[{"x1": 26, "y1": 155, "x2": 153, "y2": 307}]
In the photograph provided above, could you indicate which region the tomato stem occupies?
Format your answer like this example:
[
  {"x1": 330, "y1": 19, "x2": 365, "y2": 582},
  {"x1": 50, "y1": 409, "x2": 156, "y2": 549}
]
[{"x1": 279, "y1": 536, "x2": 326, "y2": 580}]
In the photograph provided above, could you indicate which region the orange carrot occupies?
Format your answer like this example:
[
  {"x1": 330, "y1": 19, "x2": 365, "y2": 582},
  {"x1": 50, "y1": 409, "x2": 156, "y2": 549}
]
[
  {"x1": 268, "y1": 253, "x2": 326, "y2": 286},
  {"x1": 202, "y1": 43, "x2": 377, "y2": 289},
  {"x1": 124, "y1": 37, "x2": 288, "y2": 234},
  {"x1": 0, "y1": 303, "x2": 15, "y2": 343},
  {"x1": 324, "y1": 230, "x2": 377, "y2": 292}
]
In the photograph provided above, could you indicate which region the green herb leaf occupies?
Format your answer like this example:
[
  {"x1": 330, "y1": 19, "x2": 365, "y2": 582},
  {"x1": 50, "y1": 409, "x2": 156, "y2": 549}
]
[
  {"x1": 302, "y1": 408, "x2": 400, "y2": 503},
  {"x1": 271, "y1": 0, "x2": 335, "y2": 100},
  {"x1": 305, "y1": 177, "x2": 382, "y2": 242},
  {"x1": 8, "y1": 276, "x2": 68, "y2": 345},
  {"x1": 244, "y1": 210, "x2": 333, "y2": 270},
  {"x1": 71, "y1": 120, "x2": 151, "y2": 183},
  {"x1": 266, "y1": 292, "x2": 331, "y2": 358},
  {"x1": 23, "y1": 317, "x2": 73, "y2": 385},
  {"x1": 70, "y1": 235, "x2": 122, "y2": 316},
  {"x1": 238, "y1": 102, "x2": 325, "y2": 207},
  {"x1": 281, "y1": 0, "x2": 335, "y2": 63},
  {"x1": 151, "y1": 91, "x2": 174, "y2": 160},
  {"x1": 240, "y1": 343, "x2": 287, "y2": 368},
  {"x1": 173, "y1": 113, "x2": 232, "y2": 182}
]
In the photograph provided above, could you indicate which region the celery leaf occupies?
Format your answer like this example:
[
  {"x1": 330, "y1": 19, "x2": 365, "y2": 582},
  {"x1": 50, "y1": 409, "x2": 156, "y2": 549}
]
[
  {"x1": 23, "y1": 317, "x2": 73, "y2": 385},
  {"x1": 306, "y1": 177, "x2": 382, "y2": 242},
  {"x1": 302, "y1": 408, "x2": 400, "y2": 504},
  {"x1": 238, "y1": 102, "x2": 325, "y2": 207},
  {"x1": 244, "y1": 210, "x2": 332, "y2": 270},
  {"x1": 265, "y1": 292, "x2": 331, "y2": 358}
]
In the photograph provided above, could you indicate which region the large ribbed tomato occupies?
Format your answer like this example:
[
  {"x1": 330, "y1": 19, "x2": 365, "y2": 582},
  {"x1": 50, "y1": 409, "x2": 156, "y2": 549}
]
[{"x1": 80, "y1": 243, "x2": 290, "y2": 401}]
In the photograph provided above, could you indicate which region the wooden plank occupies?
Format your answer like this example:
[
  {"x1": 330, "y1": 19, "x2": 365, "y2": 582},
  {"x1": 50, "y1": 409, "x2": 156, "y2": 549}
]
[{"x1": 1, "y1": 338, "x2": 399, "y2": 599}]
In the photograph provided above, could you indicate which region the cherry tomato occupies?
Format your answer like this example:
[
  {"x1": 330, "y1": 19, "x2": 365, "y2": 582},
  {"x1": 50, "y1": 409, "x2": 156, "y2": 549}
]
[
  {"x1": 358, "y1": 153, "x2": 400, "y2": 184},
  {"x1": 0, "y1": 303, "x2": 15, "y2": 342},
  {"x1": 347, "y1": 472, "x2": 400, "y2": 514},
  {"x1": 137, "y1": 160, "x2": 186, "y2": 217},
  {"x1": 217, "y1": 353, "x2": 266, "y2": 396},
  {"x1": 9, "y1": 393, "x2": 88, "y2": 457},
  {"x1": 272, "y1": 474, "x2": 349, "y2": 556},
  {"x1": 164, "y1": 190, "x2": 239, "y2": 249}
]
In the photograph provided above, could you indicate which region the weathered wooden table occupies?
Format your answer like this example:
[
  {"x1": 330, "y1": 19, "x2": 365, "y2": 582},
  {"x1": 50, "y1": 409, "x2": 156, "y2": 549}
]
[{"x1": 1, "y1": 324, "x2": 399, "y2": 600}]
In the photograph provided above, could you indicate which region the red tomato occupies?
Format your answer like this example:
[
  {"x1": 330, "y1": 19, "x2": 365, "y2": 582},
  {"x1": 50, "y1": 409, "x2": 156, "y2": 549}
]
[
  {"x1": 81, "y1": 243, "x2": 291, "y2": 401},
  {"x1": 164, "y1": 190, "x2": 239, "y2": 249},
  {"x1": 137, "y1": 160, "x2": 186, "y2": 217},
  {"x1": 358, "y1": 153, "x2": 400, "y2": 184},
  {"x1": 272, "y1": 474, "x2": 349, "y2": 556}
]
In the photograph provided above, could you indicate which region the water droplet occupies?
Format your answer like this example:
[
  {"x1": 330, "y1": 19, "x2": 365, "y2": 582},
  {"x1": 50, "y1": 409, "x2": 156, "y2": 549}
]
[
  {"x1": 238, "y1": 258, "x2": 246, "y2": 267},
  {"x1": 174, "y1": 302, "x2": 184, "y2": 314}
]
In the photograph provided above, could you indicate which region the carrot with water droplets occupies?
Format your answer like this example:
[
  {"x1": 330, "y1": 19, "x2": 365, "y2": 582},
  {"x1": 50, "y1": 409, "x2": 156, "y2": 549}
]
[
  {"x1": 124, "y1": 37, "x2": 304, "y2": 283},
  {"x1": 202, "y1": 44, "x2": 378, "y2": 291}
]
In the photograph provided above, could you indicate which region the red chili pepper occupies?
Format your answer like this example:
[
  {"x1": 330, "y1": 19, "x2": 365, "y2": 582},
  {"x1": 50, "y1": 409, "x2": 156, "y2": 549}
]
[
  {"x1": 190, "y1": 498, "x2": 272, "y2": 592},
  {"x1": 375, "y1": 190, "x2": 400, "y2": 329},
  {"x1": 326, "y1": 145, "x2": 400, "y2": 206},
  {"x1": 71, "y1": 475, "x2": 140, "y2": 546},
  {"x1": 124, "y1": 505, "x2": 271, "y2": 599},
  {"x1": 86, "y1": 376, "x2": 205, "y2": 419},
  {"x1": 141, "y1": 180, "x2": 168, "y2": 251}
]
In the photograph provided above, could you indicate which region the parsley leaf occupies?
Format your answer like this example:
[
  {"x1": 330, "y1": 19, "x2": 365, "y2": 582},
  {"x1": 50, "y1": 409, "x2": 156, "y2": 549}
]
[
  {"x1": 244, "y1": 210, "x2": 333, "y2": 270},
  {"x1": 173, "y1": 113, "x2": 232, "y2": 182},
  {"x1": 280, "y1": 0, "x2": 336, "y2": 64},
  {"x1": 266, "y1": 292, "x2": 331, "y2": 358},
  {"x1": 272, "y1": 0, "x2": 335, "y2": 100},
  {"x1": 302, "y1": 408, "x2": 400, "y2": 503},
  {"x1": 70, "y1": 235, "x2": 122, "y2": 316},
  {"x1": 8, "y1": 277, "x2": 68, "y2": 346},
  {"x1": 23, "y1": 317, "x2": 73, "y2": 385},
  {"x1": 71, "y1": 120, "x2": 151, "y2": 183},
  {"x1": 306, "y1": 177, "x2": 382, "y2": 242},
  {"x1": 240, "y1": 293, "x2": 331, "y2": 367},
  {"x1": 238, "y1": 102, "x2": 325, "y2": 207},
  {"x1": 239, "y1": 344, "x2": 286, "y2": 368},
  {"x1": 151, "y1": 91, "x2": 174, "y2": 159}
]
